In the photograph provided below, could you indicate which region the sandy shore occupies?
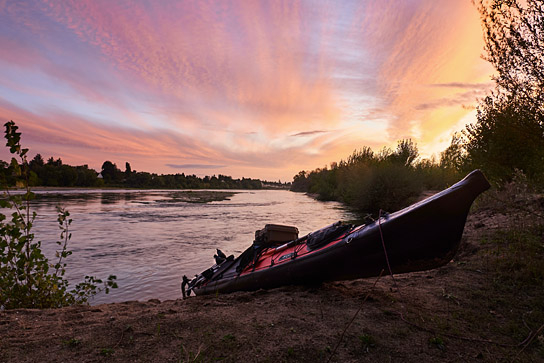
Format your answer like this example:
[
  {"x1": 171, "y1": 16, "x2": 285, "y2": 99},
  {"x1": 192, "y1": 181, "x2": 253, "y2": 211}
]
[{"x1": 1, "y1": 196, "x2": 543, "y2": 362}]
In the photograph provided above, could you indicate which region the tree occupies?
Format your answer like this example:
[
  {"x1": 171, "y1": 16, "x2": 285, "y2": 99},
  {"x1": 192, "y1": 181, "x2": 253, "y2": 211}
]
[
  {"x1": 29, "y1": 154, "x2": 44, "y2": 169},
  {"x1": 464, "y1": 95, "x2": 544, "y2": 181},
  {"x1": 466, "y1": 0, "x2": 544, "y2": 182},
  {"x1": 101, "y1": 161, "x2": 122, "y2": 183},
  {"x1": 290, "y1": 171, "x2": 310, "y2": 192},
  {"x1": 75, "y1": 165, "x2": 98, "y2": 187},
  {"x1": 477, "y1": 0, "x2": 544, "y2": 106},
  {"x1": 59, "y1": 165, "x2": 78, "y2": 187},
  {"x1": 440, "y1": 134, "x2": 465, "y2": 171},
  {"x1": 389, "y1": 139, "x2": 419, "y2": 166}
]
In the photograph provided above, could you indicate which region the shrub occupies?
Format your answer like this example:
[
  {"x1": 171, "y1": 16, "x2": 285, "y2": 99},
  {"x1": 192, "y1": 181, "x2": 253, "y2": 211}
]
[
  {"x1": 291, "y1": 140, "x2": 428, "y2": 216},
  {"x1": 0, "y1": 121, "x2": 117, "y2": 309}
]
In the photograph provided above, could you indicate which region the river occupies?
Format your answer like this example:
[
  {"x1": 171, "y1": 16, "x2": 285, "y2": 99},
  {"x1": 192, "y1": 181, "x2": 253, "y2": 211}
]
[{"x1": 27, "y1": 189, "x2": 357, "y2": 304}]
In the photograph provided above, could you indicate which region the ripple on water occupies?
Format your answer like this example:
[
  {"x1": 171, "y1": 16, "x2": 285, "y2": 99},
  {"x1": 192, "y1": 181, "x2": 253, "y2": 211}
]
[{"x1": 29, "y1": 189, "x2": 356, "y2": 303}]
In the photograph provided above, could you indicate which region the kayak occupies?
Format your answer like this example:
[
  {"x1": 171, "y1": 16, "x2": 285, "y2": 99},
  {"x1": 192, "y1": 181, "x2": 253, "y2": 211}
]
[{"x1": 183, "y1": 170, "x2": 490, "y2": 296}]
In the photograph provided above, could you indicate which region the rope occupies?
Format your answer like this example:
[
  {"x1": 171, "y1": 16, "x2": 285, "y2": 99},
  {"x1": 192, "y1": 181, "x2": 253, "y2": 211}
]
[
  {"x1": 326, "y1": 270, "x2": 384, "y2": 363},
  {"x1": 378, "y1": 209, "x2": 398, "y2": 289}
]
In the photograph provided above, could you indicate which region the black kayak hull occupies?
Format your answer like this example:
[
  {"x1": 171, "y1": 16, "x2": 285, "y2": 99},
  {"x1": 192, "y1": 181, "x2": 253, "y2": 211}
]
[{"x1": 189, "y1": 170, "x2": 490, "y2": 295}]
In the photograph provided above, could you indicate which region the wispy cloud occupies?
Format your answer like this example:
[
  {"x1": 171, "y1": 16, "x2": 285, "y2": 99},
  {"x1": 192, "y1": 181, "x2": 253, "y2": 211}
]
[
  {"x1": 415, "y1": 89, "x2": 489, "y2": 111},
  {"x1": 432, "y1": 82, "x2": 494, "y2": 90},
  {"x1": 166, "y1": 164, "x2": 226, "y2": 170},
  {"x1": 0, "y1": 0, "x2": 493, "y2": 180},
  {"x1": 290, "y1": 130, "x2": 328, "y2": 137}
]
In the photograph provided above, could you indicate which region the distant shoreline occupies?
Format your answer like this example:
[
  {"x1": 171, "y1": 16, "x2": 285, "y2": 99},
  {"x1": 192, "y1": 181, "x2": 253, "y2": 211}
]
[{"x1": 4, "y1": 185, "x2": 291, "y2": 192}]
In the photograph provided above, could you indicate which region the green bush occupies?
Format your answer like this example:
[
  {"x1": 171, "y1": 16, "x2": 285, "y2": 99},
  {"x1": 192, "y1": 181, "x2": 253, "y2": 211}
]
[
  {"x1": 0, "y1": 121, "x2": 117, "y2": 309},
  {"x1": 351, "y1": 163, "x2": 423, "y2": 214},
  {"x1": 291, "y1": 140, "x2": 430, "y2": 216}
]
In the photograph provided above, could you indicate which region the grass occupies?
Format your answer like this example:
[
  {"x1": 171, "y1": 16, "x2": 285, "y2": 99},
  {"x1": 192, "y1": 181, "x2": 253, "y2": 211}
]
[
  {"x1": 428, "y1": 336, "x2": 445, "y2": 350},
  {"x1": 179, "y1": 343, "x2": 204, "y2": 363},
  {"x1": 62, "y1": 338, "x2": 81, "y2": 348},
  {"x1": 359, "y1": 333, "x2": 377, "y2": 352},
  {"x1": 99, "y1": 347, "x2": 114, "y2": 356},
  {"x1": 483, "y1": 225, "x2": 544, "y2": 286}
]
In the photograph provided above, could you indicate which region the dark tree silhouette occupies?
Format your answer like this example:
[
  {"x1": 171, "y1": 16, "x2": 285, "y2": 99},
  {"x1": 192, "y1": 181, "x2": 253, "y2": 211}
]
[
  {"x1": 101, "y1": 161, "x2": 121, "y2": 183},
  {"x1": 477, "y1": 0, "x2": 544, "y2": 105},
  {"x1": 464, "y1": 0, "x2": 544, "y2": 182}
]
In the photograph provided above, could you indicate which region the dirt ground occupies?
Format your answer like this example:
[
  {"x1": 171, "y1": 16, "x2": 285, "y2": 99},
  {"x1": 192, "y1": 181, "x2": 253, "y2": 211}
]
[{"x1": 1, "y1": 192, "x2": 543, "y2": 362}]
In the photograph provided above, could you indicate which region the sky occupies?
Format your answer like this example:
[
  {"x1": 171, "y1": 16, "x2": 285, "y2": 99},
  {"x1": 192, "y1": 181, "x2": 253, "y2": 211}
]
[{"x1": 0, "y1": 0, "x2": 494, "y2": 181}]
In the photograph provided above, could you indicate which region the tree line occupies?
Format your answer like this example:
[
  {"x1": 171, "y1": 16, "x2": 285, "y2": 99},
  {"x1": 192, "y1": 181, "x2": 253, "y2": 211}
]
[
  {"x1": 291, "y1": 0, "x2": 544, "y2": 216},
  {"x1": 0, "y1": 155, "x2": 287, "y2": 190}
]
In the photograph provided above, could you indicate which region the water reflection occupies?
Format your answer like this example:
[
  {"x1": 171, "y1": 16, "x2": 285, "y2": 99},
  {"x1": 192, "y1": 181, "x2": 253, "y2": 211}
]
[{"x1": 29, "y1": 189, "x2": 356, "y2": 304}]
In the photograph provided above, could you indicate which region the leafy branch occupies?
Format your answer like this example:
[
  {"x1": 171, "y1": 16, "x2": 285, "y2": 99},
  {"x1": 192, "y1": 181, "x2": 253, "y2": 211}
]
[{"x1": 0, "y1": 120, "x2": 117, "y2": 309}]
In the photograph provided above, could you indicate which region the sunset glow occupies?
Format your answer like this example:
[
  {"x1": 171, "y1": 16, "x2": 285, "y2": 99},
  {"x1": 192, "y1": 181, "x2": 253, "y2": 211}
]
[{"x1": 0, "y1": 0, "x2": 494, "y2": 181}]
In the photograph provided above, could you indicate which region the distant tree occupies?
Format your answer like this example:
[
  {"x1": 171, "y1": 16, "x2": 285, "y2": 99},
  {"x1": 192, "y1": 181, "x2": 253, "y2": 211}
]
[
  {"x1": 130, "y1": 172, "x2": 153, "y2": 187},
  {"x1": 47, "y1": 157, "x2": 62, "y2": 167},
  {"x1": 59, "y1": 165, "x2": 78, "y2": 187},
  {"x1": 346, "y1": 147, "x2": 374, "y2": 166},
  {"x1": 125, "y1": 162, "x2": 132, "y2": 174},
  {"x1": 290, "y1": 171, "x2": 310, "y2": 192},
  {"x1": 75, "y1": 165, "x2": 98, "y2": 187},
  {"x1": 29, "y1": 154, "x2": 44, "y2": 168},
  {"x1": 0, "y1": 160, "x2": 15, "y2": 186},
  {"x1": 28, "y1": 154, "x2": 45, "y2": 185},
  {"x1": 101, "y1": 161, "x2": 122, "y2": 184}
]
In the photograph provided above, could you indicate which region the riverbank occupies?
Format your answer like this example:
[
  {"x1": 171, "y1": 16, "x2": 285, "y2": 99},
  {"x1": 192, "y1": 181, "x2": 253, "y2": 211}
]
[{"x1": 1, "y1": 189, "x2": 543, "y2": 362}]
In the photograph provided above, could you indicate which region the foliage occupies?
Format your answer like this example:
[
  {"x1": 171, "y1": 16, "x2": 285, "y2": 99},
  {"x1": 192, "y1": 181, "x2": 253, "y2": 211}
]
[
  {"x1": 290, "y1": 140, "x2": 456, "y2": 216},
  {"x1": 467, "y1": 0, "x2": 544, "y2": 184},
  {"x1": 439, "y1": 133, "x2": 465, "y2": 172},
  {"x1": 477, "y1": 0, "x2": 544, "y2": 106},
  {"x1": 0, "y1": 121, "x2": 117, "y2": 309},
  {"x1": 25, "y1": 153, "x2": 102, "y2": 187},
  {"x1": 100, "y1": 161, "x2": 122, "y2": 184},
  {"x1": 463, "y1": 95, "x2": 544, "y2": 183},
  {"x1": 484, "y1": 223, "x2": 544, "y2": 286}
]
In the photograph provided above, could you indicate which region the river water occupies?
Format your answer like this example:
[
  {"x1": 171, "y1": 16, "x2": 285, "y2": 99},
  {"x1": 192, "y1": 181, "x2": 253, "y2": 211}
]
[{"x1": 28, "y1": 189, "x2": 356, "y2": 304}]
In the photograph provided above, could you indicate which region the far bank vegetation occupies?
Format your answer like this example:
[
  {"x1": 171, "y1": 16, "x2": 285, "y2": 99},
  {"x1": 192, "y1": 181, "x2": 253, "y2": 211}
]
[{"x1": 0, "y1": 157, "x2": 284, "y2": 190}]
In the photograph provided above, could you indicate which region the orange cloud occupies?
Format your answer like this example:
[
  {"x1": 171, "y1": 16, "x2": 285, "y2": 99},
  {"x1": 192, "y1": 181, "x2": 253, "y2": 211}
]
[{"x1": 373, "y1": 1, "x2": 494, "y2": 148}]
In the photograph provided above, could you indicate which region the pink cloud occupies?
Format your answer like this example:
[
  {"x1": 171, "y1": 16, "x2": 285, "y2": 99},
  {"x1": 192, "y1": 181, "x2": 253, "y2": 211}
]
[
  {"x1": 32, "y1": 0, "x2": 344, "y2": 134},
  {"x1": 0, "y1": 0, "x2": 495, "y2": 180},
  {"x1": 0, "y1": 98, "x2": 347, "y2": 180}
]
